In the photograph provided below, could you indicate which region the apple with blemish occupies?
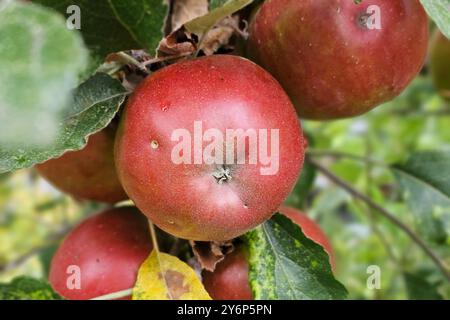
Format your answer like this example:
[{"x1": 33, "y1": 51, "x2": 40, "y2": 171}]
[{"x1": 115, "y1": 55, "x2": 305, "y2": 241}]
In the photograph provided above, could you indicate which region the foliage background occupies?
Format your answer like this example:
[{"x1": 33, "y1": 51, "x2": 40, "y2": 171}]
[{"x1": 0, "y1": 0, "x2": 449, "y2": 300}]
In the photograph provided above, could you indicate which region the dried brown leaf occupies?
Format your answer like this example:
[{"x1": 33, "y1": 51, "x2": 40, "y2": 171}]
[
  {"x1": 190, "y1": 240, "x2": 235, "y2": 272},
  {"x1": 200, "y1": 16, "x2": 239, "y2": 55},
  {"x1": 158, "y1": 26, "x2": 197, "y2": 57},
  {"x1": 171, "y1": 0, "x2": 209, "y2": 31}
]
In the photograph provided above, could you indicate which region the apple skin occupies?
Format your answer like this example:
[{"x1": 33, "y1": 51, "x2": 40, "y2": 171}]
[
  {"x1": 203, "y1": 206, "x2": 334, "y2": 300},
  {"x1": 202, "y1": 246, "x2": 253, "y2": 300},
  {"x1": 36, "y1": 127, "x2": 128, "y2": 203},
  {"x1": 429, "y1": 30, "x2": 450, "y2": 99},
  {"x1": 247, "y1": 0, "x2": 428, "y2": 119},
  {"x1": 49, "y1": 206, "x2": 152, "y2": 300},
  {"x1": 115, "y1": 55, "x2": 305, "y2": 241}
]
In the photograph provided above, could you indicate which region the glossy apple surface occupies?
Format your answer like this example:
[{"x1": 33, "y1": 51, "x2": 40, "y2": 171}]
[
  {"x1": 49, "y1": 206, "x2": 152, "y2": 300},
  {"x1": 248, "y1": 0, "x2": 428, "y2": 119},
  {"x1": 115, "y1": 55, "x2": 305, "y2": 241}
]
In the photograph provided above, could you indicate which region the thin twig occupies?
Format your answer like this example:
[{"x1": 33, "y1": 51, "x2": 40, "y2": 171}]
[
  {"x1": 386, "y1": 93, "x2": 449, "y2": 116},
  {"x1": 308, "y1": 157, "x2": 450, "y2": 282},
  {"x1": 0, "y1": 246, "x2": 45, "y2": 273},
  {"x1": 142, "y1": 52, "x2": 192, "y2": 66},
  {"x1": 392, "y1": 108, "x2": 450, "y2": 117},
  {"x1": 363, "y1": 136, "x2": 399, "y2": 264},
  {"x1": 90, "y1": 288, "x2": 133, "y2": 300},
  {"x1": 307, "y1": 150, "x2": 387, "y2": 167},
  {"x1": 0, "y1": 223, "x2": 74, "y2": 273},
  {"x1": 115, "y1": 52, "x2": 148, "y2": 72},
  {"x1": 148, "y1": 221, "x2": 173, "y2": 299}
]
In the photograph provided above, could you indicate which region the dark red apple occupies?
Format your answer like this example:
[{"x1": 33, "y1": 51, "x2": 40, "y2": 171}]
[
  {"x1": 115, "y1": 55, "x2": 305, "y2": 241},
  {"x1": 36, "y1": 127, "x2": 127, "y2": 203},
  {"x1": 203, "y1": 206, "x2": 334, "y2": 300},
  {"x1": 429, "y1": 30, "x2": 450, "y2": 99},
  {"x1": 248, "y1": 0, "x2": 428, "y2": 119},
  {"x1": 202, "y1": 246, "x2": 253, "y2": 300},
  {"x1": 49, "y1": 206, "x2": 152, "y2": 300}
]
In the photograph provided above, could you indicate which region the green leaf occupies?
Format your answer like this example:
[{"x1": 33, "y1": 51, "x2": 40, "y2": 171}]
[
  {"x1": 108, "y1": 0, "x2": 168, "y2": 53},
  {"x1": 393, "y1": 151, "x2": 450, "y2": 244},
  {"x1": 420, "y1": 0, "x2": 450, "y2": 39},
  {"x1": 209, "y1": 0, "x2": 228, "y2": 10},
  {"x1": 185, "y1": 0, "x2": 253, "y2": 36},
  {"x1": 34, "y1": 0, "x2": 168, "y2": 58},
  {"x1": 245, "y1": 214, "x2": 348, "y2": 300},
  {"x1": 0, "y1": 73, "x2": 127, "y2": 173},
  {"x1": 403, "y1": 272, "x2": 443, "y2": 300},
  {"x1": 0, "y1": 1, "x2": 88, "y2": 149},
  {"x1": 0, "y1": 276, "x2": 62, "y2": 300}
]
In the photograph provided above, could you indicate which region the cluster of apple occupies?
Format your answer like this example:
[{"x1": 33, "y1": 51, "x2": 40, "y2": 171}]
[{"x1": 35, "y1": 0, "x2": 436, "y2": 300}]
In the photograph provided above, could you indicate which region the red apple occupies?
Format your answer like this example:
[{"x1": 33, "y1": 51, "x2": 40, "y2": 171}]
[
  {"x1": 115, "y1": 55, "x2": 305, "y2": 241},
  {"x1": 248, "y1": 0, "x2": 428, "y2": 119},
  {"x1": 429, "y1": 30, "x2": 450, "y2": 99},
  {"x1": 202, "y1": 246, "x2": 253, "y2": 300},
  {"x1": 49, "y1": 206, "x2": 152, "y2": 300},
  {"x1": 36, "y1": 127, "x2": 127, "y2": 203},
  {"x1": 203, "y1": 206, "x2": 334, "y2": 300}
]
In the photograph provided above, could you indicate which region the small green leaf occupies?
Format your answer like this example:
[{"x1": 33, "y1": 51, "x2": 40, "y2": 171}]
[
  {"x1": 245, "y1": 214, "x2": 347, "y2": 300},
  {"x1": 0, "y1": 276, "x2": 62, "y2": 300},
  {"x1": 0, "y1": 1, "x2": 88, "y2": 149},
  {"x1": 420, "y1": 0, "x2": 450, "y2": 39},
  {"x1": 108, "y1": 0, "x2": 168, "y2": 54},
  {"x1": 393, "y1": 151, "x2": 450, "y2": 244},
  {"x1": 0, "y1": 73, "x2": 127, "y2": 173},
  {"x1": 35, "y1": 0, "x2": 168, "y2": 58},
  {"x1": 185, "y1": 0, "x2": 253, "y2": 36}
]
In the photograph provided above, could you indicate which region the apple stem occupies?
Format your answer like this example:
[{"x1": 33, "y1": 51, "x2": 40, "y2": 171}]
[
  {"x1": 148, "y1": 221, "x2": 175, "y2": 300},
  {"x1": 358, "y1": 13, "x2": 371, "y2": 29},
  {"x1": 212, "y1": 166, "x2": 232, "y2": 184}
]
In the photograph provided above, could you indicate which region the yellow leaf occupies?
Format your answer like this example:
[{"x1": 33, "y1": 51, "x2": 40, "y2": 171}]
[{"x1": 132, "y1": 250, "x2": 211, "y2": 300}]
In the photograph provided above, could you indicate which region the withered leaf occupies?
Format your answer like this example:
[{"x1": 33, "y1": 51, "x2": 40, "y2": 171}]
[
  {"x1": 171, "y1": 0, "x2": 209, "y2": 31},
  {"x1": 200, "y1": 16, "x2": 239, "y2": 55},
  {"x1": 190, "y1": 240, "x2": 234, "y2": 272},
  {"x1": 132, "y1": 250, "x2": 211, "y2": 300}
]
